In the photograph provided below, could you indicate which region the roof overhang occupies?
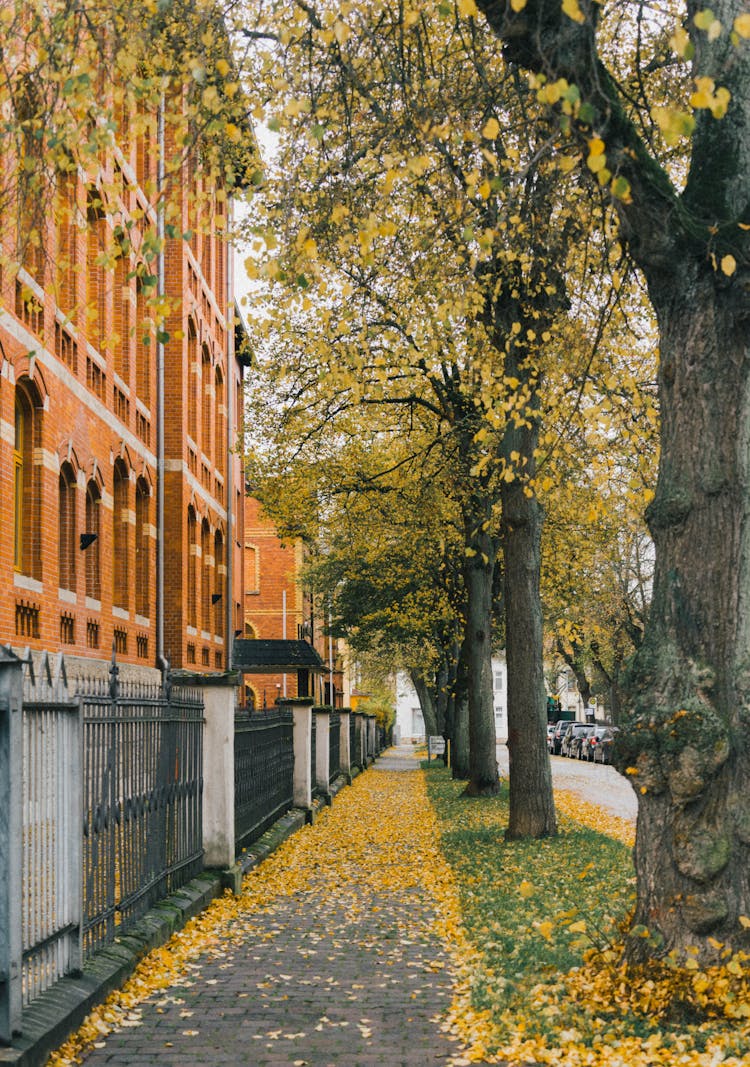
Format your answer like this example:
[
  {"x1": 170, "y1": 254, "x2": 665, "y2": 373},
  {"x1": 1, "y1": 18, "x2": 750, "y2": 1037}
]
[{"x1": 232, "y1": 639, "x2": 327, "y2": 674}]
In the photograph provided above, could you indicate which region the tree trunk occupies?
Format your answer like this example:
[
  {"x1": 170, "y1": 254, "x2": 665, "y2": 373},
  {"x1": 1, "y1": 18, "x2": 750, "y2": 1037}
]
[
  {"x1": 462, "y1": 527, "x2": 500, "y2": 796},
  {"x1": 410, "y1": 669, "x2": 438, "y2": 739},
  {"x1": 502, "y1": 475, "x2": 557, "y2": 838},
  {"x1": 452, "y1": 633, "x2": 471, "y2": 779},
  {"x1": 620, "y1": 267, "x2": 750, "y2": 962}
]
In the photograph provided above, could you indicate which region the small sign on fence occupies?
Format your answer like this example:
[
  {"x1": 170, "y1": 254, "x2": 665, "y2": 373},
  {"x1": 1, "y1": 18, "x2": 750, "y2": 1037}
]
[{"x1": 427, "y1": 735, "x2": 446, "y2": 761}]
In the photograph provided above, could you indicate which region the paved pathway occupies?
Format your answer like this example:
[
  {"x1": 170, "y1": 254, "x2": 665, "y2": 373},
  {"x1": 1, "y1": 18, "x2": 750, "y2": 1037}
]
[{"x1": 72, "y1": 749, "x2": 469, "y2": 1067}]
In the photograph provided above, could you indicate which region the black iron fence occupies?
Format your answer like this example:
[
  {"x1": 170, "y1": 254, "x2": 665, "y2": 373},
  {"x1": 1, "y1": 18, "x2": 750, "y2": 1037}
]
[
  {"x1": 234, "y1": 707, "x2": 294, "y2": 851},
  {"x1": 80, "y1": 673, "x2": 204, "y2": 957}
]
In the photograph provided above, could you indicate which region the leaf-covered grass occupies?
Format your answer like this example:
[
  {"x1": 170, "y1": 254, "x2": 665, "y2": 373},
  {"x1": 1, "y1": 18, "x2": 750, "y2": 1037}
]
[{"x1": 424, "y1": 762, "x2": 750, "y2": 1066}]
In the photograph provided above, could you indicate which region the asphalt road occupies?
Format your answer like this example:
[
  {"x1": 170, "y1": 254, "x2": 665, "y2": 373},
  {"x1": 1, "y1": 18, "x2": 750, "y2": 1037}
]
[{"x1": 496, "y1": 744, "x2": 638, "y2": 822}]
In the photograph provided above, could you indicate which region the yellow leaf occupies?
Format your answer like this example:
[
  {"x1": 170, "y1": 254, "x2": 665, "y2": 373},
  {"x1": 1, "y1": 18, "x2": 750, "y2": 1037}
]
[
  {"x1": 721, "y1": 254, "x2": 736, "y2": 276},
  {"x1": 333, "y1": 20, "x2": 350, "y2": 44},
  {"x1": 694, "y1": 8, "x2": 715, "y2": 29},
  {"x1": 457, "y1": 0, "x2": 478, "y2": 16},
  {"x1": 587, "y1": 137, "x2": 605, "y2": 156},
  {"x1": 538, "y1": 921, "x2": 554, "y2": 940},
  {"x1": 482, "y1": 117, "x2": 500, "y2": 140},
  {"x1": 561, "y1": 0, "x2": 585, "y2": 24},
  {"x1": 510, "y1": 0, "x2": 527, "y2": 9},
  {"x1": 216, "y1": 59, "x2": 230, "y2": 77},
  {"x1": 739, "y1": 915, "x2": 750, "y2": 928},
  {"x1": 568, "y1": 919, "x2": 587, "y2": 933},
  {"x1": 735, "y1": 13, "x2": 750, "y2": 37},
  {"x1": 519, "y1": 880, "x2": 535, "y2": 898}
]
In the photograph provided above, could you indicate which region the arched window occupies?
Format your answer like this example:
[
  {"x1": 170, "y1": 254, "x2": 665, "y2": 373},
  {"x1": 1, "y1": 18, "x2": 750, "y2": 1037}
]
[
  {"x1": 86, "y1": 189, "x2": 109, "y2": 355},
  {"x1": 215, "y1": 366, "x2": 225, "y2": 478},
  {"x1": 56, "y1": 168, "x2": 78, "y2": 320},
  {"x1": 135, "y1": 276, "x2": 151, "y2": 405},
  {"x1": 187, "y1": 506, "x2": 197, "y2": 628},
  {"x1": 135, "y1": 478, "x2": 150, "y2": 618},
  {"x1": 214, "y1": 530, "x2": 224, "y2": 638},
  {"x1": 187, "y1": 319, "x2": 198, "y2": 441},
  {"x1": 114, "y1": 253, "x2": 131, "y2": 381},
  {"x1": 13, "y1": 381, "x2": 41, "y2": 578},
  {"x1": 85, "y1": 481, "x2": 101, "y2": 601},
  {"x1": 58, "y1": 462, "x2": 77, "y2": 592},
  {"x1": 201, "y1": 519, "x2": 211, "y2": 632},
  {"x1": 201, "y1": 346, "x2": 212, "y2": 458},
  {"x1": 112, "y1": 459, "x2": 129, "y2": 609}
]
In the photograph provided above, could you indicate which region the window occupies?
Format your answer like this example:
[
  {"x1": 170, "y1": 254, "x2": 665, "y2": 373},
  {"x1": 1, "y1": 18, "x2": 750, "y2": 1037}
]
[
  {"x1": 114, "y1": 253, "x2": 131, "y2": 380},
  {"x1": 187, "y1": 507, "x2": 197, "y2": 628},
  {"x1": 85, "y1": 481, "x2": 101, "y2": 600},
  {"x1": 135, "y1": 276, "x2": 151, "y2": 405},
  {"x1": 112, "y1": 459, "x2": 129, "y2": 609},
  {"x1": 214, "y1": 530, "x2": 224, "y2": 638},
  {"x1": 58, "y1": 462, "x2": 77, "y2": 592},
  {"x1": 187, "y1": 319, "x2": 198, "y2": 440},
  {"x1": 13, "y1": 398, "x2": 24, "y2": 572},
  {"x1": 201, "y1": 346, "x2": 211, "y2": 457},
  {"x1": 201, "y1": 519, "x2": 211, "y2": 631},
  {"x1": 135, "y1": 478, "x2": 150, "y2": 618},
  {"x1": 86, "y1": 189, "x2": 109, "y2": 355},
  {"x1": 55, "y1": 168, "x2": 78, "y2": 320},
  {"x1": 13, "y1": 382, "x2": 41, "y2": 578},
  {"x1": 215, "y1": 367, "x2": 225, "y2": 477}
]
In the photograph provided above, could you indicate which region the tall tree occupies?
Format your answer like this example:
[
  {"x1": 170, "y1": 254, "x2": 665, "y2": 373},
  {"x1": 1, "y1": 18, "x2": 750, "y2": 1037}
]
[
  {"x1": 241, "y1": 0, "x2": 613, "y2": 822},
  {"x1": 474, "y1": 0, "x2": 750, "y2": 963}
]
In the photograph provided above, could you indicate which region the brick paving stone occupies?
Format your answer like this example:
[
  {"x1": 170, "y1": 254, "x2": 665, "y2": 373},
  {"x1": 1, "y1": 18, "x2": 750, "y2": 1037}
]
[{"x1": 77, "y1": 755, "x2": 471, "y2": 1067}]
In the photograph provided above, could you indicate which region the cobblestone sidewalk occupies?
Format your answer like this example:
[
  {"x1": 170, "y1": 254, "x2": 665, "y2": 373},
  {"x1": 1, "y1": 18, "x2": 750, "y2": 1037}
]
[{"x1": 66, "y1": 750, "x2": 469, "y2": 1067}]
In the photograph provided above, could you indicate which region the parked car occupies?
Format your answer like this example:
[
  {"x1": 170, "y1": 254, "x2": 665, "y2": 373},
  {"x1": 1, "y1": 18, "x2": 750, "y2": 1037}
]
[
  {"x1": 570, "y1": 725, "x2": 595, "y2": 760},
  {"x1": 546, "y1": 723, "x2": 556, "y2": 752},
  {"x1": 582, "y1": 725, "x2": 609, "y2": 762},
  {"x1": 593, "y1": 726, "x2": 620, "y2": 765},
  {"x1": 560, "y1": 721, "x2": 593, "y2": 757},
  {"x1": 551, "y1": 719, "x2": 573, "y2": 755}
]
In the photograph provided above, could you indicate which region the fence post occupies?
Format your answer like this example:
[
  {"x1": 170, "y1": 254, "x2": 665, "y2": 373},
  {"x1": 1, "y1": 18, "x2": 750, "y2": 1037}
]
[
  {"x1": 283, "y1": 699, "x2": 314, "y2": 818},
  {"x1": 313, "y1": 706, "x2": 331, "y2": 804},
  {"x1": 0, "y1": 648, "x2": 23, "y2": 1044},
  {"x1": 339, "y1": 708, "x2": 352, "y2": 783},
  {"x1": 175, "y1": 671, "x2": 237, "y2": 870},
  {"x1": 352, "y1": 712, "x2": 365, "y2": 769}
]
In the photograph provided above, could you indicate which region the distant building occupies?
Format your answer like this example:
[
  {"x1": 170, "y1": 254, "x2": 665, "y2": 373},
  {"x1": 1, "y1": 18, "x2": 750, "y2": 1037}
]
[
  {"x1": 240, "y1": 493, "x2": 346, "y2": 708},
  {"x1": 394, "y1": 654, "x2": 508, "y2": 743}
]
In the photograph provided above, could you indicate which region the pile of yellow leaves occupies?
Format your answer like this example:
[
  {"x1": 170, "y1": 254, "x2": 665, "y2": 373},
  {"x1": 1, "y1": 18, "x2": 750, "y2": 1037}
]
[{"x1": 48, "y1": 763, "x2": 749, "y2": 1067}]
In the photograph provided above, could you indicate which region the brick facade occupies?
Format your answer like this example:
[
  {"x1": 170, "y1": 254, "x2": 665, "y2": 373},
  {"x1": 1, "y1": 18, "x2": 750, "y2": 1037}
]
[
  {"x1": 242, "y1": 495, "x2": 345, "y2": 708},
  {"x1": 0, "y1": 105, "x2": 245, "y2": 680}
]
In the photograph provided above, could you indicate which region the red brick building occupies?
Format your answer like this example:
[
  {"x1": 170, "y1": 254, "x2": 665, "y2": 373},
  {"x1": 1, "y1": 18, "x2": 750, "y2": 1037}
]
[
  {"x1": 0, "y1": 100, "x2": 247, "y2": 680},
  {"x1": 241, "y1": 495, "x2": 346, "y2": 708}
]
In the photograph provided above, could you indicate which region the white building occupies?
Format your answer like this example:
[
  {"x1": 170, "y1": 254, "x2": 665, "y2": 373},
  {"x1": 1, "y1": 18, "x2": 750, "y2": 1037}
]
[{"x1": 394, "y1": 654, "x2": 508, "y2": 743}]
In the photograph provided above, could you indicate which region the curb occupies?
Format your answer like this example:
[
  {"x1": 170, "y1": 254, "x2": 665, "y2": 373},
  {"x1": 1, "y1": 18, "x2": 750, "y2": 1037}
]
[{"x1": 0, "y1": 764, "x2": 372, "y2": 1067}]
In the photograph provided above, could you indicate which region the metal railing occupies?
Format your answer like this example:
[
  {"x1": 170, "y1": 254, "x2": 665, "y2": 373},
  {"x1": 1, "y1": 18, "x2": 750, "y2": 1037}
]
[
  {"x1": 21, "y1": 691, "x2": 81, "y2": 1006},
  {"x1": 80, "y1": 673, "x2": 204, "y2": 958},
  {"x1": 234, "y1": 708, "x2": 294, "y2": 851}
]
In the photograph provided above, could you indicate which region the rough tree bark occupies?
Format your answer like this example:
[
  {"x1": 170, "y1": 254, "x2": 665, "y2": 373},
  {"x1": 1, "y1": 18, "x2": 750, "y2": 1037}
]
[
  {"x1": 503, "y1": 460, "x2": 557, "y2": 838},
  {"x1": 410, "y1": 669, "x2": 439, "y2": 738},
  {"x1": 451, "y1": 635, "x2": 472, "y2": 779},
  {"x1": 474, "y1": 0, "x2": 750, "y2": 962},
  {"x1": 462, "y1": 517, "x2": 501, "y2": 795}
]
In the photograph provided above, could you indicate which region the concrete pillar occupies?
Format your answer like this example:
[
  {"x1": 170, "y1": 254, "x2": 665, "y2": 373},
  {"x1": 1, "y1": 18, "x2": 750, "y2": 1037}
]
[
  {"x1": 339, "y1": 708, "x2": 351, "y2": 779},
  {"x1": 175, "y1": 671, "x2": 238, "y2": 870},
  {"x1": 353, "y1": 712, "x2": 366, "y2": 769},
  {"x1": 313, "y1": 706, "x2": 331, "y2": 801},
  {"x1": 0, "y1": 648, "x2": 23, "y2": 1043},
  {"x1": 285, "y1": 699, "x2": 314, "y2": 811}
]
